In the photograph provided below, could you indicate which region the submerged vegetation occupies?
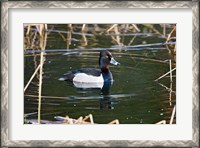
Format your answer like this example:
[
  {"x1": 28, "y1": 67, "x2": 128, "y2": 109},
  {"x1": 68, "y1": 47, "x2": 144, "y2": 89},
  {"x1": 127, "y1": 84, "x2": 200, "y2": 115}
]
[{"x1": 24, "y1": 24, "x2": 176, "y2": 124}]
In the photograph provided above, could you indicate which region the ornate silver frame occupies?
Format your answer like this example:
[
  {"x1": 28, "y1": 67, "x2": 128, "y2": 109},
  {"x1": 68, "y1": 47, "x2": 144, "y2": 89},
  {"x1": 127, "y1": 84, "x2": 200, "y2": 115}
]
[{"x1": 1, "y1": 1, "x2": 199, "y2": 147}]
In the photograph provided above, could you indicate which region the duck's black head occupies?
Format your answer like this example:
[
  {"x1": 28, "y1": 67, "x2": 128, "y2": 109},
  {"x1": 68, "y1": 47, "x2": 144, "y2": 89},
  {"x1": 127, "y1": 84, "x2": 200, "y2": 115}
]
[{"x1": 99, "y1": 50, "x2": 120, "y2": 72}]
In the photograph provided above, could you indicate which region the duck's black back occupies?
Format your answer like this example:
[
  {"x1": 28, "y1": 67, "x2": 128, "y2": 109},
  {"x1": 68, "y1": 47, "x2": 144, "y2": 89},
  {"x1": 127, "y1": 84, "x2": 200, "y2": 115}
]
[{"x1": 61, "y1": 68, "x2": 101, "y2": 81}]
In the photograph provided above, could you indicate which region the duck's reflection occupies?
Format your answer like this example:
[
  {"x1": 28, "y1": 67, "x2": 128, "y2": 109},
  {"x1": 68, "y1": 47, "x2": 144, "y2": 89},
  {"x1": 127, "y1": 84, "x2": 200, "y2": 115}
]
[
  {"x1": 71, "y1": 80, "x2": 115, "y2": 110},
  {"x1": 100, "y1": 81, "x2": 114, "y2": 110}
]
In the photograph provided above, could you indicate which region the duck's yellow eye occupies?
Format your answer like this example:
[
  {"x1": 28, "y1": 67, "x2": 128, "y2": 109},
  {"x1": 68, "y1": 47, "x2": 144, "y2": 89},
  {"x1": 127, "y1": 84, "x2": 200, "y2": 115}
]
[{"x1": 105, "y1": 55, "x2": 109, "y2": 58}]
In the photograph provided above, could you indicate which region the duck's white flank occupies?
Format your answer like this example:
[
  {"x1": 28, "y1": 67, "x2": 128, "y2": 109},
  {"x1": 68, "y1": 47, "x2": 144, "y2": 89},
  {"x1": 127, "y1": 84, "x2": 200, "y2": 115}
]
[
  {"x1": 73, "y1": 73, "x2": 104, "y2": 83},
  {"x1": 73, "y1": 81, "x2": 104, "y2": 89}
]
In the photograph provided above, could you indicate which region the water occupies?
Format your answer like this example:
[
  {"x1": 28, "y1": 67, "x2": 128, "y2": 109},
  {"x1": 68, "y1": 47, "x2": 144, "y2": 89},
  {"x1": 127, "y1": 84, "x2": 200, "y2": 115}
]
[{"x1": 24, "y1": 24, "x2": 176, "y2": 124}]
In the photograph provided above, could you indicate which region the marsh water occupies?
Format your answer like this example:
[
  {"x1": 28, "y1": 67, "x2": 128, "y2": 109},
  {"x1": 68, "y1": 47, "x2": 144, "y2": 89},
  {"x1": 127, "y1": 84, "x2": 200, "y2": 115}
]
[{"x1": 24, "y1": 24, "x2": 176, "y2": 124}]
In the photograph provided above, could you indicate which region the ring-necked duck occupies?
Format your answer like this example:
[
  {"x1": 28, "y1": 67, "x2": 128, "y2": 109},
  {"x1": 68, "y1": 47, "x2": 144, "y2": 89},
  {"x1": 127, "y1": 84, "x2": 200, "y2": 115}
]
[{"x1": 59, "y1": 50, "x2": 120, "y2": 88}]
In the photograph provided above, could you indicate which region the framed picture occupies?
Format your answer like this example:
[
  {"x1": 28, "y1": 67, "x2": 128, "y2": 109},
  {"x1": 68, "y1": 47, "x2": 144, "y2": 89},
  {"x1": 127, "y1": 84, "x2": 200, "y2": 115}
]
[{"x1": 1, "y1": 1, "x2": 199, "y2": 147}]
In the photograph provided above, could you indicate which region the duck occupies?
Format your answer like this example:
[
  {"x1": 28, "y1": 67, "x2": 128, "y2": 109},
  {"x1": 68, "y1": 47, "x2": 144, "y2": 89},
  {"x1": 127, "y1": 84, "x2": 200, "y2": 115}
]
[{"x1": 59, "y1": 50, "x2": 120, "y2": 88}]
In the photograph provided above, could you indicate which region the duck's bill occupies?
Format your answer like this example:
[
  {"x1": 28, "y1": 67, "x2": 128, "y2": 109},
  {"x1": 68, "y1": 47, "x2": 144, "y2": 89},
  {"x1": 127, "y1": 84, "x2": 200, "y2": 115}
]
[{"x1": 110, "y1": 58, "x2": 120, "y2": 65}]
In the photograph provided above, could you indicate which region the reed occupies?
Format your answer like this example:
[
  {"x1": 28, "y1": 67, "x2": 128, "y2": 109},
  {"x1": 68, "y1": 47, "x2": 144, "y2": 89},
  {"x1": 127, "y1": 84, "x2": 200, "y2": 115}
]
[
  {"x1": 169, "y1": 59, "x2": 173, "y2": 82},
  {"x1": 67, "y1": 30, "x2": 72, "y2": 48},
  {"x1": 170, "y1": 105, "x2": 176, "y2": 124},
  {"x1": 82, "y1": 114, "x2": 94, "y2": 124},
  {"x1": 108, "y1": 119, "x2": 120, "y2": 124},
  {"x1": 106, "y1": 24, "x2": 118, "y2": 32},
  {"x1": 155, "y1": 67, "x2": 176, "y2": 81},
  {"x1": 144, "y1": 24, "x2": 163, "y2": 36},
  {"x1": 163, "y1": 24, "x2": 166, "y2": 37},
  {"x1": 26, "y1": 24, "x2": 31, "y2": 36},
  {"x1": 81, "y1": 24, "x2": 86, "y2": 32},
  {"x1": 24, "y1": 112, "x2": 38, "y2": 117},
  {"x1": 114, "y1": 25, "x2": 121, "y2": 45},
  {"x1": 169, "y1": 82, "x2": 173, "y2": 106},
  {"x1": 37, "y1": 30, "x2": 47, "y2": 124},
  {"x1": 25, "y1": 24, "x2": 47, "y2": 36},
  {"x1": 156, "y1": 120, "x2": 166, "y2": 124},
  {"x1": 37, "y1": 52, "x2": 43, "y2": 123},
  {"x1": 128, "y1": 35, "x2": 137, "y2": 46},
  {"x1": 27, "y1": 114, "x2": 120, "y2": 124},
  {"x1": 89, "y1": 114, "x2": 94, "y2": 124},
  {"x1": 131, "y1": 24, "x2": 140, "y2": 32},
  {"x1": 30, "y1": 31, "x2": 37, "y2": 49},
  {"x1": 81, "y1": 33, "x2": 88, "y2": 46},
  {"x1": 165, "y1": 25, "x2": 176, "y2": 53},
  {"x1": 157, "y1": 82, "x2": 176, "y2": 93},
  {"x1": 24, "y1": 65, "x2": 40, "y2": 92}
]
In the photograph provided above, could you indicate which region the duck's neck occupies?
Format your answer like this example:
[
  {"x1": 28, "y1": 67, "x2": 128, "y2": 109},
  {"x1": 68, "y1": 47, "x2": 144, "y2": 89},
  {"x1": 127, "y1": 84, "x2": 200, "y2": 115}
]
[
  {"x1": 101, "y1": 66, "x2": 110, "y2": 73},
  {"x1": 99, "y1": 58, "x2": 110, "y2": 73}
]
